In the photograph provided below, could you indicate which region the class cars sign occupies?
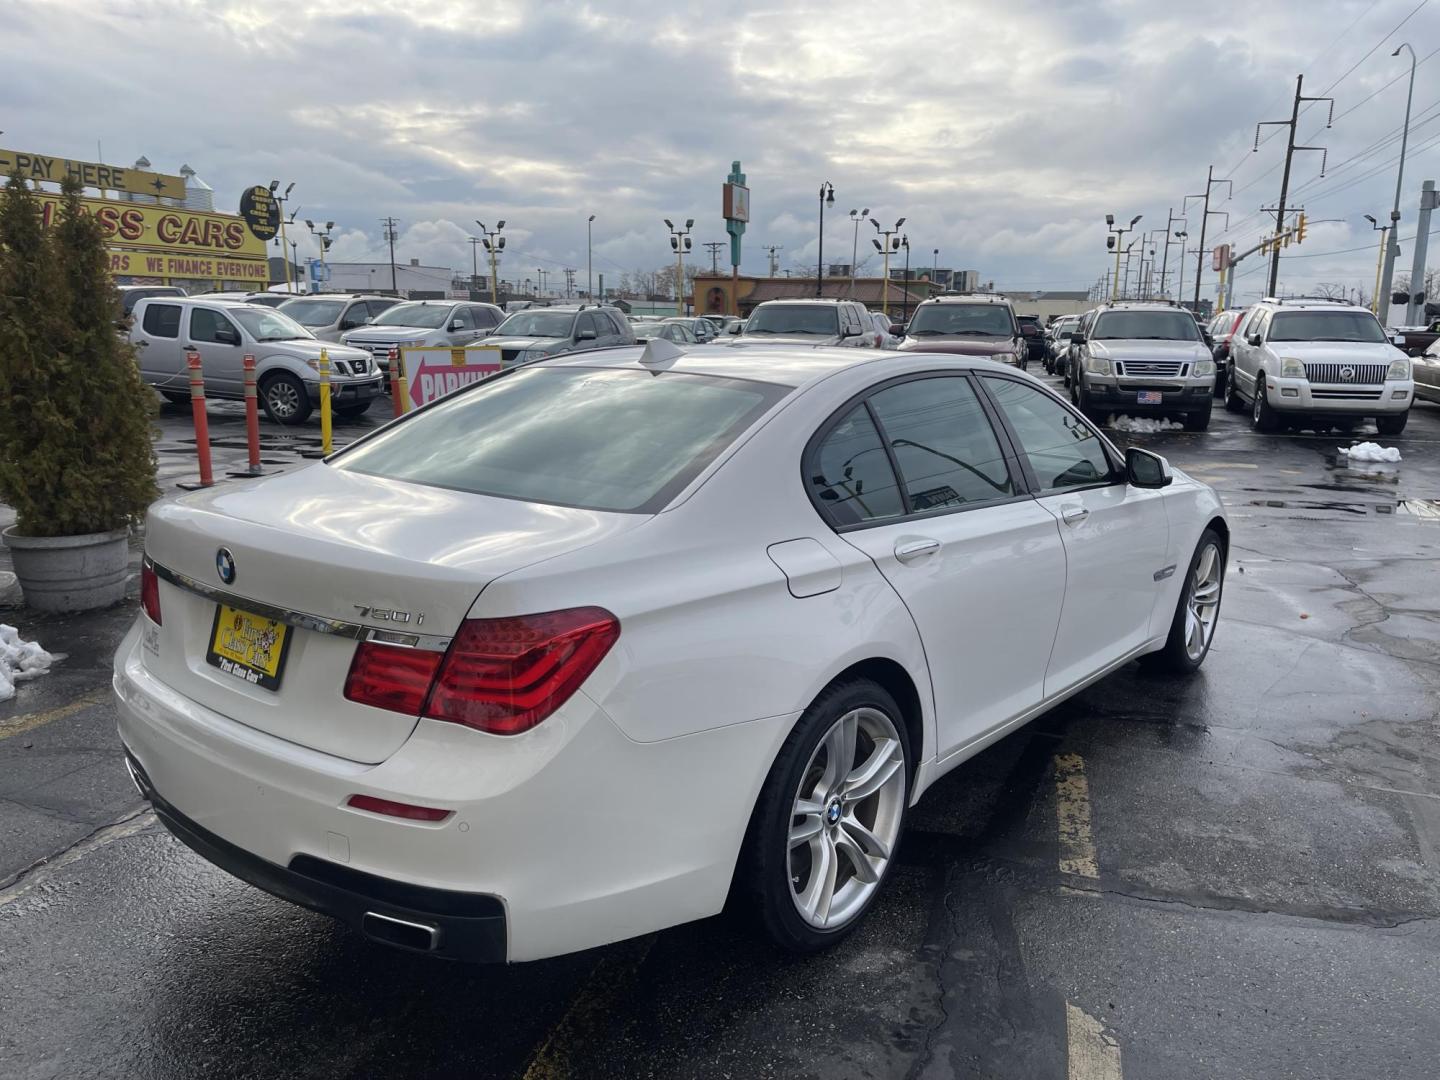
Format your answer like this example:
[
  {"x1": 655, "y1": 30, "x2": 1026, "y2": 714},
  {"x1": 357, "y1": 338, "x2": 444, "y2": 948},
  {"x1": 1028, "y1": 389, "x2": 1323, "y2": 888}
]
[{"x1": 36, "y1": 192, "x2": 268, "y2": 282}]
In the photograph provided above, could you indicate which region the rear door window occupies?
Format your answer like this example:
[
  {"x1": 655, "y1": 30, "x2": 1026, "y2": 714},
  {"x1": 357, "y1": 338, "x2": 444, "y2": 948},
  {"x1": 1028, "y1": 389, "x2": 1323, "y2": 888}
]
[
  {"x1": 334, "y1": 368, "x2": 789, "y2": 513},
  {"x1": 142, "y1": 304, "x2": 181, "y2": 338},
  {"x1": 806, "y1": 405, "x2": 906, "y2": 526},
  {"x1": 867, "y1": 377, "x2": 1015, "y2": 510}
]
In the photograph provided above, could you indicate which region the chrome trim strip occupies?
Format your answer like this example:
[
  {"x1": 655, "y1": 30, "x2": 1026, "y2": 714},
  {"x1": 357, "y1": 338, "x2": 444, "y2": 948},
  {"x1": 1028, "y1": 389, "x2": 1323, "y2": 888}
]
[{"x1": 147, "y1": 557, "x2": 453, "y2": 652}]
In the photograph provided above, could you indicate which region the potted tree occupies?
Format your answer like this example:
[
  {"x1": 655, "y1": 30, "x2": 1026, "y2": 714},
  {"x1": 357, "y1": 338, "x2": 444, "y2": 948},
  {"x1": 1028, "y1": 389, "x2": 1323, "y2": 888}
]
[{"x1": 0, "y1": 174, "x2": 157, "y2": 611}]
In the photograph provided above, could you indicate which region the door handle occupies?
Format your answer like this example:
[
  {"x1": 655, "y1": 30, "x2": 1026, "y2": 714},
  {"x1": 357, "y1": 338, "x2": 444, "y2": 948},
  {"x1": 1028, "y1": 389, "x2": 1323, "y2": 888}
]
[
  {"x1": 894, "y1": 538, "x2": 940, "y2": 563},
  {"x1": 1060, "y1": 505, "x2": 1089, "y2": 526}
]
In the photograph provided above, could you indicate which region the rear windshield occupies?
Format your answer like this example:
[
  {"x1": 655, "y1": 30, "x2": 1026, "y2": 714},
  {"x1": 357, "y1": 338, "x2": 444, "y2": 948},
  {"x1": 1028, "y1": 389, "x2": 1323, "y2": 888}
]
[
  {"x1": 746, "y1": 305, "x2": 840, "y2": 335},
  {"x1": 333, "y1": 367, "x2": 789, "y2": 513},
  {"x1": 281, "y1": 298, "x2": 346, "y2": 326},
  {"x1": 1268, "y1": 310, "x2": 1387, "y2": 343},
  {"x1": 907, "y1": 304, "x2": 1014, "y2": 337},
  {"x1": 1092, "y1": 310, "x2": 1200, "y2": 342},
  {"x1": 374, "y1": 302, "x2": 451, "y2": 329}
]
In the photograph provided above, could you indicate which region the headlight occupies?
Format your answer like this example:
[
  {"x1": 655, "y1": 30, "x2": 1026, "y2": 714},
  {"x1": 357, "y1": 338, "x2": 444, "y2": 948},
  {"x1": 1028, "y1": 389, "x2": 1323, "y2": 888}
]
[
  {"x1": 992, "y1": 351, "x2": 1017, "y2": 364},
  {"x1": 1279, "y1": 356, "x2": 1306, "y2": 378},
  {"x1": 1388, "y1": 358, "x2": 1411, "y2": 380},
  {"x1": 1194, "y1": 360, "x2": 1216, "y2": 378},
  {"x1": 1085, "y1": 356, "x2": 1112, "y2": 376}
]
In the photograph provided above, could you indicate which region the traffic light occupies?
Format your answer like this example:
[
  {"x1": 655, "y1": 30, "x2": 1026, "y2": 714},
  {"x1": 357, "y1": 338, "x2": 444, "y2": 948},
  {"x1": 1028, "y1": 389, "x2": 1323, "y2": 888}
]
[
  {"x1": 1260, "y1": 236, "x2": 1270, "y2": 256},
  {"x1": 1296, "y1": 212, "x2": 1307, "y2": 245},
  {"x1": 1283, "y1": 231, "x2": 1292, "y2": 249}
]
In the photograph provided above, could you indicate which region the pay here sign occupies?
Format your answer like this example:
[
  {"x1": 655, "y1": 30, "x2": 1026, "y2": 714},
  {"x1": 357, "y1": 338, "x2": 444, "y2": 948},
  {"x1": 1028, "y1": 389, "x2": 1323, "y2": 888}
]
[{"x1": 401, "y1": 346, "x2": 502, "y2": 410}]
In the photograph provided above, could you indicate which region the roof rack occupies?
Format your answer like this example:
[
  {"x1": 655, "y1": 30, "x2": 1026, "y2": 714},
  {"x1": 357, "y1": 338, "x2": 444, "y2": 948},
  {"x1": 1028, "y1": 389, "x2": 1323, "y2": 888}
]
[{"x1": 1260, "y1": 295, "x2": 1356, "y2": 306}]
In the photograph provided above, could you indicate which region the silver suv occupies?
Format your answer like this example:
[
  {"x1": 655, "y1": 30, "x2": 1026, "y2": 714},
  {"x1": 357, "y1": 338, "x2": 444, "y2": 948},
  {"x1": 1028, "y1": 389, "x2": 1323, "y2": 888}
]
[
  {"x1": 481, "y1": 305, "x2": 636, "y2": 367},
  {"x1": 278, "y1": 294, "x2": 400, "y2": 342},
  {"x1": 130, "y1": 297, "x2": 383, "y2": 424},
  {"x1": 1224, "y1": 297, "x2": 1414, "y2": 435},
  {"x1": 1069, "y1": 301, "x2": 1217, "y2": 430},
  {"x1": 340, "y1": 300, "x2": 505, "y2": 372},
  {"x1": 738, "y1": 299, "x2": 877, "y2": 347}
]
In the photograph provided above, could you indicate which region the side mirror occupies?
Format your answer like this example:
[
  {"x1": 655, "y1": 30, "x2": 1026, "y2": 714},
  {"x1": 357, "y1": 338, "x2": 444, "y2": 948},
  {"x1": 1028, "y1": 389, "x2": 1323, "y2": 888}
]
[
  {"x1": 728, "y1": 323, "x2": 742, "y2": 334},
  {"x1": 577, "y1": 328, "x2": 598, "y2": 341},
  {"x1": 1126, "y1": 448, "x2": 1173, "y2": 489},
  {"x1": 889, "y1": 324, "x2": 903, "y2": 336},
  {"x1": 1202, "y1": 330, "x2": 1214, "y2": 348},
  {"x1": 216, "y1": 328, "x2": 240, "y2": 346},
  {"x1": 449, "y1": 319, "x2": 464, "y2": 331},
  {"x1": 1070, "y1": 334, "x2": 1086, "y2": 346},
  {"x1": 1247, "y1": 333, "x2": 1262, "y2": 346},
  {"x1": 1020, "y1": 324, "x2": 1038, "y2": 337}
]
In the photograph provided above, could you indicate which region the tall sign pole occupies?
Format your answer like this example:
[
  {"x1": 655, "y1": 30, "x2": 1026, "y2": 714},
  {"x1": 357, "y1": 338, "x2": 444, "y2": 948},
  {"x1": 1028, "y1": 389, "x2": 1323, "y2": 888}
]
[{"x1": 724, "y1": 161, "x2": 748, "y2": 317}]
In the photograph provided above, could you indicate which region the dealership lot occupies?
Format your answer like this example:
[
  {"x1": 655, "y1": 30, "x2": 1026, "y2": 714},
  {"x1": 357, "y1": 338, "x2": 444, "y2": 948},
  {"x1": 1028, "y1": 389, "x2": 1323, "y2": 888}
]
[{"x1": 1, "y1": 387, "x2": 1437, "y2": 1079}]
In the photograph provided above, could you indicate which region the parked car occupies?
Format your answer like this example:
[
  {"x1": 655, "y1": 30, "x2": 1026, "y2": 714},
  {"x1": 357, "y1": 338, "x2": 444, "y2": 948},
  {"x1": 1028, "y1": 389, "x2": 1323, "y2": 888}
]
[
  {"x1": 280, "y1": 295, "x2": 401, "y2": 343},
  {"x1": 1395, "y1": 319, "x2": 1440, "y2": 357},
  {"x1": 1015, "y1": 314, "x2": 1045, "y2": 368},
  {"x1": 866, "y1": 310, "x2": 901, "y2": 349},
  {"x1": 129, "y1": 297, "x2": 383, "y2": 424},
  {"x1": 894, "y1": 295, "x2": 1027, "y2": 367},
  {"x1": 1044, "y1": 316, "x2": 1082, "y2": 375},
  {"x1": 1415, "y1": 340, "x2": 1440, "y2": 403},
  {"x1": 661, "y1": 316, "x2": 720, "y2": 343},
  {"x1": 700, "y1": 314, "x2": 743, "y2": 335},
  {"x1": 738, "y1": 299, "x2": 877, "y2": 347},
  {"x1": 1207, "y1": 308, "x2": 1249, "y2": 396},
  {"x1": 637, "y1": 320, "x2": 698, "y2": 345},
  {"x1": 482, "y1": 304, "x2": 636, "y2": 367},
  {"x1": 341, "y1": 300, "x2": 506, "y2": 373},
  {"x1": 116, "y1": 343, "x2": 1227, "y2": 963},
  {"x1": 1224, "y1": 297, "x2": 1414, "y2": 435},
  {"x1": 116, "y1": 285, "x2": 186, "y2": 323},
  {"x1": 1068, "y1": 301, "x2": 1217, "y2": 430}
]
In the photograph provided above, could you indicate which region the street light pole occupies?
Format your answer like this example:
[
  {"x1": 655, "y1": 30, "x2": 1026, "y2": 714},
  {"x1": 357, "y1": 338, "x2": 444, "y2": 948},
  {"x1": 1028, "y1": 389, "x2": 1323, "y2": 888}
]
[
  {"x1": 816, "y1": 182, "x2": 834, "y2": 297},
  {"x1": 1366, "y1": 214, "x2": 1389, "y2": 314},
  {"x1": 1379, "y1": 43, "x2": 1417, "y2": 325},
  {"x1": 270, "y1": 180, "x2": 295, "y2": 291},
  {"x1": 587, "y1": 214, "x2": 596, "y2": 302},
  {"x1": 870, "y1": 216, "x2": 904, "y2": 317},
  {"x1": 1105, "y1": 213, "x2": 1141, "y2": 301},
  {"x1": 305, "y1": 219, "x2": 335, "y2": 293},
  {"x1": 900, "y1": 236, "x2": 911, "y2": 322},
  {"x1": 476, "y1": 220, "x2": 506, "y2": 306},
  {"x1": 848, "y1": 207, "x2": 868, "y2": 298},
  {"x1": 666, "y1": 218, "x2": 693, "y2": 316},
  {"x1": 1174, "y1": 230, "x2": 1189, "y2": 303}
]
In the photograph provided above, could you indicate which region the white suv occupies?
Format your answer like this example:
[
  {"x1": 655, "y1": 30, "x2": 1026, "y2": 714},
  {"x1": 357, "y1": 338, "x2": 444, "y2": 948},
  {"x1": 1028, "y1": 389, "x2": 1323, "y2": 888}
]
[
  {"x1": 737, "y1": 299, "x2": 877, "y2": 347},
  {"x1": 1068, "y1": 302, "x2": 1217, "y2": 430},
  {"x1": 1224, "y1": 298, "x2": 1414, "y2": 435}
]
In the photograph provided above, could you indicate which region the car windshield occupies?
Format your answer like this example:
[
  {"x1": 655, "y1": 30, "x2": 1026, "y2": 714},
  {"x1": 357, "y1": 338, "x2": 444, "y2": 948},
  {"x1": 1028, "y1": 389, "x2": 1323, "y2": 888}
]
[
  {"x1": 1092, "y1": 311, "x2": 1200, "y2": 341},
  {"x1": 496, "y1": 311, "x2": 577, "y2": 338},
  {"x1": 333, "y1": 367, "x2": 789, "y2": 513},
  {"x1": 1268, "y1": 311, "x2": 1388, "y2": 343},
  {"x1": 228, "y1": 307, "x2": 314, "y2": 342},
  {"x1": 374, "y1": 302, "x2": 452, "y2": 329},
  {"x1": 280, "y1": 298, "x2": 347, "y2": 326},
  {"x1": 746, "y1": 305, "x2": 840, "y2": 335},
  {"x1": 906, "y1": 305, "x2": 1014, "y2": 336},
  {"x1": 1052, "y1": 319, "x2": 1078, "y2": 337}
]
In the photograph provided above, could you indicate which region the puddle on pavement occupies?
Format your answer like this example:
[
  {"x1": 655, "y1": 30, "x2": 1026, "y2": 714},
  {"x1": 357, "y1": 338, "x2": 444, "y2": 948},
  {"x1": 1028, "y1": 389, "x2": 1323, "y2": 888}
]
[{"x1": 1247, "y1": 497, "x2": 1440, "y2": 519}]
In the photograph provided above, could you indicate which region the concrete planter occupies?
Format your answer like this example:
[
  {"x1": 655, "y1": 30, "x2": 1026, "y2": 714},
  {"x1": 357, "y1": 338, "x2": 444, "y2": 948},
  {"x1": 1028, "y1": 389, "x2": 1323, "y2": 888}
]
[{"x1": 2, "y1": 526, "x2": 131, "y2": 612}]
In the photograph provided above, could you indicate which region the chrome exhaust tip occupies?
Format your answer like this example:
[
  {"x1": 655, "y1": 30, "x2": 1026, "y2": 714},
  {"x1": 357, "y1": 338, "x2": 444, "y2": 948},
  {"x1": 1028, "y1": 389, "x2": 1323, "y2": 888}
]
[{"x1": 362, "y1": 911, "x2": 441, "y2": 952}]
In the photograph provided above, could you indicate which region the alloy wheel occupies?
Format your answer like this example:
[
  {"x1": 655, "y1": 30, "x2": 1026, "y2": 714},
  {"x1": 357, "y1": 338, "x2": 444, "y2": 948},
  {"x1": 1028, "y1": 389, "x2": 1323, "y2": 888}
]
[
  {"x1": 266, "y1": 380, "x2": 301, "y2": 419},
  {"x1": 1185, "y1": 541, "x2": 1223, "y2": 661},
  {"x1": 788, "y1": 707, "x2": 906, "y2": 930}
]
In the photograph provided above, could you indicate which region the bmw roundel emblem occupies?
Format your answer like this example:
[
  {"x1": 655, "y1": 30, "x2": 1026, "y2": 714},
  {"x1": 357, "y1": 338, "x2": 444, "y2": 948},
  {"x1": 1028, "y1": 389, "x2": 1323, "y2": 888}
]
[{"x1": 216, "y1": 547, "x2": 236, "y2": 585}]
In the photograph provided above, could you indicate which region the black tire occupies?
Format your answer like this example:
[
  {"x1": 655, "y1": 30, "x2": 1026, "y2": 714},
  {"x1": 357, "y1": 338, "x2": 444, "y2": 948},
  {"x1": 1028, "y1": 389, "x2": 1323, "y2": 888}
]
[
  {"x1": 1212, "y1": 370, "x2": 1227, "y2": 398},
  {"x1": 1375, "y1": 411, "x2": 1409, "y2": 436},
  {"x1": 160, "y1": 390, "x2": 188, "y2": 406},
  {"x1": 260, "y1": 373, "x2": 313, "y2": 425},
  {"x1": 334, "y1": 401, "x2": 373, "y2": 419},
  {"x1": 1251, "y1": 372, "x2": 1279, "y2": 432},
  {"x1": 1142, "y1": 527, "x2": 1226, "y2": 674},
  {"x1": 1183, "y1": 405, "x2": 1212, "y2": 431},
  {"x1": 1223, "y1": 365, "x2": 1245, "y2": 412},
  {"x1": 740, "y1": 678, "x2": 912, "y2": 954},
  {"x1": 1076, "y1": 375, "x2": 1100, "y2": 420}
]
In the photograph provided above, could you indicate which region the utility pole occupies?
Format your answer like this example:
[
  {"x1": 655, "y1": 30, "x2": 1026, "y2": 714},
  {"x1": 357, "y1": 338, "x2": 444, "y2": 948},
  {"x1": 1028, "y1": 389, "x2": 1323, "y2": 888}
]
[
  {"x1": 849, "y1": 208, "x2": 869, "y2": 298},
  {"x1": 1381, "y1": 44, "x2": 1418, "y2": 325},
  {"x1": 1159, "y1": 209, "x2": 1185, "y2": 299},
  {"x1": 468, "y1": 236, "x2": 483, "y2": 294},
  {"x1": 1184, "y1": 169, "x2": 1233, "y2": 309},
  {"x1": 1406, "y1": 180, "x2": 1437, "y2": 325},
  {"x1": 1254, "y1": 75, "x2": 1333, "y2": 296},
  {"x1": 563, "y1": 268, "x2": 577, "y2": 299},
  {"x1": 587, "y1": 214, "x2": 595, "y2": 301},
  {"x1": 380, "y1": 216, "x2": 400, "y2": 294},
  {"x1": 703, "y1": 241, "x2": 724, "y2": 274},
  {"x1": 764, "y1": 245, "x2": 783, "y2": 277}
]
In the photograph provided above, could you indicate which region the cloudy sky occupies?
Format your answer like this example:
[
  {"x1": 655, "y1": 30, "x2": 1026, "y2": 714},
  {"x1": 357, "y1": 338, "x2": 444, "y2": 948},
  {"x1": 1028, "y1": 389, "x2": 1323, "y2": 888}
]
[{"x1": 6, "y1": 0, "x2": 1440, "y2": 306}]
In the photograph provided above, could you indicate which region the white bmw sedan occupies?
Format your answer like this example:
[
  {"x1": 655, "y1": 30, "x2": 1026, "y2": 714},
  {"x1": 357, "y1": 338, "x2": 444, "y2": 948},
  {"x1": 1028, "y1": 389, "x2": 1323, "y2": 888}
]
[{"x1": 114, "y1": 342, "x2": 1228, "y2": 963}]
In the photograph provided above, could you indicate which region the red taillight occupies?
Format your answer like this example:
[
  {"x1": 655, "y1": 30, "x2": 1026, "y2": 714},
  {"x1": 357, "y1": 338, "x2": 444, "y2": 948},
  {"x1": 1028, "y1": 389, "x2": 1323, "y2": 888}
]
[
  {"x1": 140, "y1": 563, "x2": 162, "y2": 625},
  {"x1": 344, "y1": 642, "x2": 443, "y2": 714},
  {"x1": 346, "y1": 794, "x2": 451, "y2": 822},
  {"x1": 428, "y1": 607, "x2": 619, "y2": 735}
]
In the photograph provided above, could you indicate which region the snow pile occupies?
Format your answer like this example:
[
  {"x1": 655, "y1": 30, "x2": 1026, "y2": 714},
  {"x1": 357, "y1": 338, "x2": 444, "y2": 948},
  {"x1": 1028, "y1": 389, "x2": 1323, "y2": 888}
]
[
  {"x1": 1109, "y1": 415, "x2": 1184, "y2": 433},
  {"x1": 1338, "y1": 442, "x2": 1402, "y2": 463},
  {"x1": 0, "y1": 624, "x2": 53, "y2": 702}
]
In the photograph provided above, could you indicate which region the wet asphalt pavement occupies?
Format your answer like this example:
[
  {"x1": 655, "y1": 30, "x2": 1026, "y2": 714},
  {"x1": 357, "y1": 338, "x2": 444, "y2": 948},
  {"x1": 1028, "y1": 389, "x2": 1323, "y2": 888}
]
[{"x1": 2, "y1": 386, "x2": 1439, "y2": 1079}]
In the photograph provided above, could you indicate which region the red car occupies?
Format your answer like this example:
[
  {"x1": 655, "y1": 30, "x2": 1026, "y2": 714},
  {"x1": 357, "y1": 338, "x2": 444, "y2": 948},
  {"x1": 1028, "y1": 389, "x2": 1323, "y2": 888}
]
[{"x1": 1207, "y1": 308, "x2": 1249, "y2": 397}]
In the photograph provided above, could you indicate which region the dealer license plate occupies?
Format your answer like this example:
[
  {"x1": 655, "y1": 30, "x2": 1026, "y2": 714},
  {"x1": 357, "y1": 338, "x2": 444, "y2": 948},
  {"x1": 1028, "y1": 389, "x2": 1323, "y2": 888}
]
[
  {"x1": 206, "y1": 605, "x2": 292, "y2": 691},
  {"x1": 1137, "y1": 391, "x2": 1163, "y2": 405}
]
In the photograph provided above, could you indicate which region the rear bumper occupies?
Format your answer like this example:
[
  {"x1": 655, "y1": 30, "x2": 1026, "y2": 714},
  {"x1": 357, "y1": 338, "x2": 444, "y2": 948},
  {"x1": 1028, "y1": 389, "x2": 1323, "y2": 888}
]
[{"x1": 126, "y1": 751, "x2": 507, "y2": 962}]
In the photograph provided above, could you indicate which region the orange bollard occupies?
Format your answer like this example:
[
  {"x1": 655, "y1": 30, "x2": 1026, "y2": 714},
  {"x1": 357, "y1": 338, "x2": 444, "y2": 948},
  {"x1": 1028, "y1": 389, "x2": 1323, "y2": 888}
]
[
  {"x1": 242, "y1": 354, "x2": 262, "y2": 474},
  {"x1": 186, "y1": 349, "x2": 214, "y2": 488}
]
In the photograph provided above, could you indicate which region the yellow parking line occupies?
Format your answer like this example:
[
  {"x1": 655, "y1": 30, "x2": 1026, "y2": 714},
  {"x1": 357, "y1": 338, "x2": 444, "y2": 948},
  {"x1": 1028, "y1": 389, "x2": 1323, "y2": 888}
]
[
  {"x1": 1054, "y1": 753, "x2": 1099, "y2": 879},
  {"x1": 1066, "y1": 1002, "x2": 1123, "y2": 1080},
  {"x1": 519, "y1": 933, "x2": 656, "y2": 1079},
  {"x1": 0, "y1": 690, "x2": 109, "y2": 741}
]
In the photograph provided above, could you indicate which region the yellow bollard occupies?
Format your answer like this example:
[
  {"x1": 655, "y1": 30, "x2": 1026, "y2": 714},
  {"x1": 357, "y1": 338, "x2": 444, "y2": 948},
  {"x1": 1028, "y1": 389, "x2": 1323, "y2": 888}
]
[
  {"x1": 319, "y1": 347, "x2": 332, "y2": 453},
  {"x1": 395, "y1": 349, "x2": 409, "y2": 415}
]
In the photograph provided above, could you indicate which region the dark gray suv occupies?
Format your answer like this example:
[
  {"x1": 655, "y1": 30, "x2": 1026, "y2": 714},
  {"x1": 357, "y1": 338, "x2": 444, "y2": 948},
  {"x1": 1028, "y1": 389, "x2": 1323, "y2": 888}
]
[{"x1": 481, "y1": 305, "x2": 636, "y2": 367}]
